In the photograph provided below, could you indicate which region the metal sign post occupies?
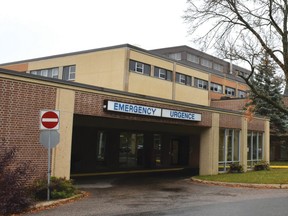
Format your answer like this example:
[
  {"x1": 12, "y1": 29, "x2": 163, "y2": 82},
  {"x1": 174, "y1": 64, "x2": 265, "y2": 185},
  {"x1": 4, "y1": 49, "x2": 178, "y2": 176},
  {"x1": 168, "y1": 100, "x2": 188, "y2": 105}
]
[
  {"x1": 39, "y1": 110, "x2": 60, "y2": 201},
  {"x1": 47, "y1": 130, "x2": 51, "y2": 201}
]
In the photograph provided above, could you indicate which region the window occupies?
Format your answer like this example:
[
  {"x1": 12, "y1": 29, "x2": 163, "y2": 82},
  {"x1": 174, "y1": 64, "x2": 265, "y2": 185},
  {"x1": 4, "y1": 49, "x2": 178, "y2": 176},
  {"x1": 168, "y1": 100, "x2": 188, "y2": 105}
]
[
  {"x1": 213, "y1": 63, "x2": 224, "y2": 72},
  {"x1": 176, "y1": 72, "x2": 192, "y2": 86},
  {"x1": 96, "y1": 131, "x2": 106, "y2": 161},
  {"x1": 63, "y1": 65, "x2": 76, "y2": 81},
  {"x1": 168, "y1": 52, "x2": 181, "y2": 60},
  {"x1": 219, "y1": 129, "x2": 240, "y2": 172},
  {"x1": 154, "y1": 67, "x2": 172, "y2": 81},
  {"x1": 237, "y1": 70, "x2": 249, "y2": 78},
  {"x1": 30, "y1": 68, "x2": 59, "y2": 79},
  {"x1": 210, "y1": 82, "x2": 223, "y2": 93},
  {"x1": 195, "y1": 78, "x2": 208, "y2": 90},
  {"x1": 201, "y1": 59, "x2": 212, "y2": 68},
  {"x1": 129, "y1": 60, "x2": 151, "y2": 76},
  {"x1": 225, "y1": 87, "x2": 236, "y2": 96},
  {"x1": 247, "y1": 132, "x2": 264, "y2": 168},
  {"x1": 238, "y1": 90, "x2": 246, "y2": 98},
  {"x1": 187, "y1": 53, "x2": 199, "y2": 64}
]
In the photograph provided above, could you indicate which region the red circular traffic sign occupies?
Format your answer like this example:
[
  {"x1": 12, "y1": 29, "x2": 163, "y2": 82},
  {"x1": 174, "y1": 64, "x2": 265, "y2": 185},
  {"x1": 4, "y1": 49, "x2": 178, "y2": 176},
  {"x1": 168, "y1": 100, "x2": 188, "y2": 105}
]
[{"x1": 41, "y1": 111, "x2": 59, "y2": 129}]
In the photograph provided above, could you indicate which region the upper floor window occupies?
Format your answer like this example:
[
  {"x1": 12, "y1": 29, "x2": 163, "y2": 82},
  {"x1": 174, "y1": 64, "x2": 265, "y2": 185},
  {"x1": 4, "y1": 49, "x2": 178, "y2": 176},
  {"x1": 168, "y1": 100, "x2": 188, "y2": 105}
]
[
  {"x1": 225, "y1": 86, "x2": 236, "y2": 96},
  {"x1": 168, "y1": 52, "x2": 181, "y2": 60},
  {"x1": 63, "y1": 65, "x2": 76, "y2": 81},
  {"x1": 201, "y1": 59, "x2": 212, "y2": 68},
  {"x1": 195, "y1": 78, "x2": 208, "y2": 90},
  {"x1": 129, "y1": 60, "x2": 151, "y2": 76},
  {"x1": 154, "y1": 67, "x2": 172, "y2": 81},
  {"x1": 176, "y1": 72, "x2": 192, "y2": 86},
  {"x1": 237, "y1": 70, "x2": 249, "y2": 78},
  {"x1": 238, "y1": 90, "x2": 246, "y2": 98},
  {"x1": 187, "y1": 53, "x2": 199, "y2": 64},
  {"x1": 213, "y1": 63, "x2": 224, "y2": 72},
  {"x1": 210, "y1": 82, "x2": 223, "y2": 93},
  {"x1": 30, "y1": 68, "x2": 59, "y2": 79}
]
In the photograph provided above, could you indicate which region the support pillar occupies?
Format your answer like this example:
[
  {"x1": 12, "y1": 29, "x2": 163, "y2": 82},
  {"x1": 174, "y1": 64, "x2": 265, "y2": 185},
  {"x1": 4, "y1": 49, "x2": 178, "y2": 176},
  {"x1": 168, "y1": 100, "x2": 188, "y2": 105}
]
[
  {"x1": 240, "y1": 117, "x2": 248, "y2": 172},
  {"x1": 264, "y1": 119, "x2": 270, "y2": 163},
  {"x1": 51, "y1": 88, "x2": 75, "y2": 179},
  {"x1": 199, "y1": 113, "x2": 219, "y2": 175}
]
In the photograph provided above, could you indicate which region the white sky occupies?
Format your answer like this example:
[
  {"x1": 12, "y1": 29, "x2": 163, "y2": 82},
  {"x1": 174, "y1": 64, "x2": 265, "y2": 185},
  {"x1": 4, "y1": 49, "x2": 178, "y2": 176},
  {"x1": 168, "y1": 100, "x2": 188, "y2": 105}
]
[{"x1": 0, "y1": 0, "x2": 193, "y2": 64}]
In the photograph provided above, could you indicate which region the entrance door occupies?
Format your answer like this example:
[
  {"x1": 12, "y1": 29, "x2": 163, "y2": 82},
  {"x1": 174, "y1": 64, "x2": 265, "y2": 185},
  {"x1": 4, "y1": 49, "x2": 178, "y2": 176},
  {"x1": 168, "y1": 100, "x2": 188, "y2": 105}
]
[
  {"x1": 119, "y1": 132, "x2": 144, "y2": 168},
  {"x1": 170, "y1": 139, "x2": 179, "y2": 165}
]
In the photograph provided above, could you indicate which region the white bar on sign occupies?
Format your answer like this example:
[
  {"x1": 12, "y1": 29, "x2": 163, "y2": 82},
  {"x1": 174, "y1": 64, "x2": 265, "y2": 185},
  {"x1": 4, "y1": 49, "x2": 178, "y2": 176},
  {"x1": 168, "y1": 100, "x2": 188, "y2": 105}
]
[{"x1": 42, "y1": 118, "x2": 59, "y2": 122}]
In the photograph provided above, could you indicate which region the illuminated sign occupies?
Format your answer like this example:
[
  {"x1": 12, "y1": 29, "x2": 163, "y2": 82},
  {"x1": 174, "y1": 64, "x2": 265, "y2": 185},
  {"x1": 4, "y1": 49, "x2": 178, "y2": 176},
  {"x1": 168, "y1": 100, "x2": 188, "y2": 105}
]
[
  {"x1": 105, "y1": 101, "x2": 202, "y2": 122},
  {"x1": 106, "y1": 101, "x2": 161, "y2": 117},
  {"x1": 162, "y1": 109, "x2": 201, "y2": 121}
]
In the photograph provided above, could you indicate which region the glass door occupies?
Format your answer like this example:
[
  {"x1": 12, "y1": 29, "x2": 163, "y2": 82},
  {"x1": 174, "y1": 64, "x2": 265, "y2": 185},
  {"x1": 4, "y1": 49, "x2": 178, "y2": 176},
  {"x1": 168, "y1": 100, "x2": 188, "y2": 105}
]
[{"x1": 119, "y1": 132, "x2": 144, "y2": 168}]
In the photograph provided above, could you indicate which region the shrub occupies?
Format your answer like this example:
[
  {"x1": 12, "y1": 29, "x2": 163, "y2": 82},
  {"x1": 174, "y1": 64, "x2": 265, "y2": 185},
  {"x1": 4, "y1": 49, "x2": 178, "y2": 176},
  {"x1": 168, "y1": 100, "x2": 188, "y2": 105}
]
[
  {"x1": 254, "y1": 161, "x2": 270, "y2": 171},
  {"x1": 228, "y1": 163, "x2": 244, "y2": 173},
  {"x1": 0, "y1": 139, "x2": 34, "y2": 215},
  {"x1": 32, "y1": 176, "x2": 78, "y2": 200}
]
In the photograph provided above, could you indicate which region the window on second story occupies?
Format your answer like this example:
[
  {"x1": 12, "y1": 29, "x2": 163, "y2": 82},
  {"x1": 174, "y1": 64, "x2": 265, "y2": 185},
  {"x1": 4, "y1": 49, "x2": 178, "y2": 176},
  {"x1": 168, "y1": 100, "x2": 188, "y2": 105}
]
[
  {"x1": 201, "y1": 59, "x2": 212, "y2": 68},
  {"x1": 213, "y1": 63, "x2": 224, "y2": 72},
  {"x1": 238, "y1": 90, "x2": 246, "y2": 98},
  {"x1": 187, "y1": 53, "x2": 200, "y2": 64},
  {"x1": 154, "y1": 67, "x2": 172, "y2": 81},
  {"x1": 129, "y1": 60, "x2": 151, "y2": 76},
  {"x1": 225, "y1": 87, "x2": 236, "y2": 96},
  {"x1": 63, "y1": 65, "x2": 76, "y2": 81},
  {"x1": 176, "y1": 72, "x2": 192, "y2": 86},
  {"x1": 168, "y1": 52, "x2": 181, "y2": 60},
  {"x1": 210, "y1": 82, "x2": 223, "y2": 93},
  {"x1": 30, "y1": 68, "x2": 59, "y2": 79},
  {"x1": 195, "y1": 78, "x2": 208, "y2": 90}
]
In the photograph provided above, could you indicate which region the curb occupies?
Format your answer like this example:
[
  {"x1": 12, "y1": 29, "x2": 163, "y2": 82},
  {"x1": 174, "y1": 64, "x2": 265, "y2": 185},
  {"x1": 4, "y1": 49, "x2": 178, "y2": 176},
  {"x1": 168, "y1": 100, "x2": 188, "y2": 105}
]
[
  {"x1": 191, "y1": 177, "x2": 288, "y2": 189},
  {"x1": 19, "y1": 191, "x2": 88, "y2": 215}
]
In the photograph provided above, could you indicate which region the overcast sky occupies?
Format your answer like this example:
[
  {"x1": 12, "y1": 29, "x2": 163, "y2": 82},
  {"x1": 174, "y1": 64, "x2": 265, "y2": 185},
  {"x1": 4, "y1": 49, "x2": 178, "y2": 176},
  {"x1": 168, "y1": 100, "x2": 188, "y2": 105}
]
[{"x1": 0, "y1": 0, "x2": 194, "y2": 64}]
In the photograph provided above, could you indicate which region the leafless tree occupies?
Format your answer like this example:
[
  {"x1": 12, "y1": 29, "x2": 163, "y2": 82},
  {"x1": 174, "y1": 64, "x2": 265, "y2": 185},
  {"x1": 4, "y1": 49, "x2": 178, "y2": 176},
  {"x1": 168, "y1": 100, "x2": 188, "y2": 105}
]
[{"x1": 184, "y1": 0, "x2": 288, "y2": 114}]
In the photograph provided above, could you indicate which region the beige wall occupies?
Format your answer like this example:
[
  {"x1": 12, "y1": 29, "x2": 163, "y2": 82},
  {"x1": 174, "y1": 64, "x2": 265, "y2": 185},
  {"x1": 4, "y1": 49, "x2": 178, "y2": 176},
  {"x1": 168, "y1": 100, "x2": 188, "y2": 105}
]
[
  {"x1": 175, "y1": 64, "x2": 208, "y2": 80},
  {"x1": 130, "y1": 50, "x2": 174, "y2": 70},
  {"x1": 28, "y1": 48, "x2": 127, "y2": 91},
  {"x1": 174, "y1": 84, "x2": 209, "y2": 106},
  {"x1": 52, "y1": 88, "x2": 75, "y2": 179},
  {"x1": 128, "y1": 73, "x2": 173, "y2": 99}
]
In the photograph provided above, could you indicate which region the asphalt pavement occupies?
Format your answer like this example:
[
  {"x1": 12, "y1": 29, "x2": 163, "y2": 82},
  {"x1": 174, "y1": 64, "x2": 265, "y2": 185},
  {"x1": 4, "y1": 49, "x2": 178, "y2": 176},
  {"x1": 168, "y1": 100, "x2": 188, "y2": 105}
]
[{"x1": 24, "y1": 172, "x2": 288, "y2": 216}]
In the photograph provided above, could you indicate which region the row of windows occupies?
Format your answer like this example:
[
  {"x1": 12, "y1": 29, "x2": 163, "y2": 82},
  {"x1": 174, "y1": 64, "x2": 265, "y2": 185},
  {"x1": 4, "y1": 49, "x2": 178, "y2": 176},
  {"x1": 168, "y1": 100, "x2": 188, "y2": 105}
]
[
  {"x1": 30, "y1": 65, "x2": 76, "y2": 81},
  {"x1": 130, "y1": 60, "x2": 246, "y2": 97},
  {"x1": 219, "y1": 129, "x2": 264, "y2": 172},
  {"x1": 168, "y1": 52, "x2": 250, "y2": 76},
  {"x1": 169, "y1": 52, "x2": 224, "y2": 72}
]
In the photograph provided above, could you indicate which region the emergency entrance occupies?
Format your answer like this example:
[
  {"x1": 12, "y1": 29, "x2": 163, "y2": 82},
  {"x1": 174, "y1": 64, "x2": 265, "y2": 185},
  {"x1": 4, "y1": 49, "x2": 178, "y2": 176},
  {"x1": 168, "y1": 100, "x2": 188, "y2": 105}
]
[{"x1": 70, "y1": 115, "x2": 200, "y2": 175}]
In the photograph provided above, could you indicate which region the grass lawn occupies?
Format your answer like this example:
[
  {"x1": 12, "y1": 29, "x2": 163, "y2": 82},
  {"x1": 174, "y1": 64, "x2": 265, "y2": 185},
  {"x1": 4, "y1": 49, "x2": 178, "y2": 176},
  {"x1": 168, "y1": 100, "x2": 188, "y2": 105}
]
[{"x1": 195, "y1": 169, "x2": 288, "y2": 184}]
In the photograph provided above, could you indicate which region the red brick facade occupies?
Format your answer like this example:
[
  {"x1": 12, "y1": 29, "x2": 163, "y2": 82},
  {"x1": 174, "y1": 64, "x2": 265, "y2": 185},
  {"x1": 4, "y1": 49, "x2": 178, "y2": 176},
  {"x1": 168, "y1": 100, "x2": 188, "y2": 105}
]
[{"x1": 0, "y1": 78, "x2": 57, "y2": 182}]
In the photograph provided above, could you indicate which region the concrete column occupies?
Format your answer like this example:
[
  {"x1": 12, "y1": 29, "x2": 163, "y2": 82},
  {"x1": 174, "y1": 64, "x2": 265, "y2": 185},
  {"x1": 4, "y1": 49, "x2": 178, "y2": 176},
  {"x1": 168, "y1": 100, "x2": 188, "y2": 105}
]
[
  {"x1": 199, "y1": 113, "x2": 219, "y2": 175},
  {"x1": 51, "y1": 88, "x2": 75, "y2": 179},
  {"x1": 264, "y1": 119, "x2": 270, "y2": 162},
  {"x1": 240, "y1": 117, "x2": 248, "y2": 172}
]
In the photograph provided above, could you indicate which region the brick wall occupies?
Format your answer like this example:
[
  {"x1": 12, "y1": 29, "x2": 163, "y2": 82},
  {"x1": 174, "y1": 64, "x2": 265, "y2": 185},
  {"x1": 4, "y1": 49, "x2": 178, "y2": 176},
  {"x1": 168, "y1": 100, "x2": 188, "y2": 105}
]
[
  {"x1": 74, "y1": 91, "x2": 212, "y2": 127},
  {"x1": 0, "y1": 78, "x2": 57, "y2": 183},
  {"x1": 211, "y1": 98, "x2": 248, "y2": 111}
]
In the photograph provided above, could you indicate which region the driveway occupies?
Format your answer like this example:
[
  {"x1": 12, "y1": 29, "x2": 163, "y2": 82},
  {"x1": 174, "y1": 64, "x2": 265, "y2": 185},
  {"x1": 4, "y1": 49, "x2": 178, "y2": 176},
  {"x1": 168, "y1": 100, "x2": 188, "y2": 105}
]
[{"x1": 25, "y1": 172, "x2": 288, "y2": 216}]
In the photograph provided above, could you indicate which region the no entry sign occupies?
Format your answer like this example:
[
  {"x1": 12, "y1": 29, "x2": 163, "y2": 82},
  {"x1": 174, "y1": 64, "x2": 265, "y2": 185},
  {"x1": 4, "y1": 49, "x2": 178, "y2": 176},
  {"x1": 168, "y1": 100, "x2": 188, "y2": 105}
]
[{"x1": 40, "y1": 110, "x2": 60, "y2": 130}]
